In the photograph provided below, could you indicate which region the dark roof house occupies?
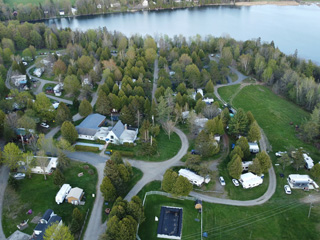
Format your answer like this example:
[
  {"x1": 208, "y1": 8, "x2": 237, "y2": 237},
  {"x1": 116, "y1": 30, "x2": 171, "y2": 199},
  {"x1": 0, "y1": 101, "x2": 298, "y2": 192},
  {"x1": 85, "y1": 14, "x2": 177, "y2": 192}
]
[{"x1": 31, "y1": 209, "x2": 62, "y2": 240}]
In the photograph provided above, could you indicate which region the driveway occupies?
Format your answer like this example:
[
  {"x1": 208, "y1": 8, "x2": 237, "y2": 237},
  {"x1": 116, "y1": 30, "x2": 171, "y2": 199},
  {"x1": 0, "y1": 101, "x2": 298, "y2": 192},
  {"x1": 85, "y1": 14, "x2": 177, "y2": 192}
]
[
  {"x1": 151, "y1": 57, "x2": 158, "y2": 102},
  {"x1": 0, "y1": 166, "x2": 9, "y2": 240}
]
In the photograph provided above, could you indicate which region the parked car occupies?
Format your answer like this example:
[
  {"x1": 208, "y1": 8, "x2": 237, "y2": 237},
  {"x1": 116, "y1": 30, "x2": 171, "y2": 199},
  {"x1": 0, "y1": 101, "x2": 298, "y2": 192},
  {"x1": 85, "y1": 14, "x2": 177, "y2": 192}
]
[
  {"x1": 191, "y1": 149, "x2": 200, "y2": 155},
  {"x1": 232, "y1": 179, "x2": 239, "y2": 187},
  {"x1": 13, "y1": 173, "x2": 25, "y2": 179},
  {"x1": 284, "y1": 185, "x2": 292, "y2": 194},
  {"x1": 104, "y1": 150, "x2": 113, "y2": 155},
  {"x1": 219, "y1": 176, "x2": 226, "y2": 186},
  {"x1": 31, "y1": 78, "x2": 37, "y2": 82},
  {"x1": 40, "y1": 123, "x2": 49, "y2": 128},
  {"x1": 275, "y1": 151, "x2": 287, "y2": 157}
]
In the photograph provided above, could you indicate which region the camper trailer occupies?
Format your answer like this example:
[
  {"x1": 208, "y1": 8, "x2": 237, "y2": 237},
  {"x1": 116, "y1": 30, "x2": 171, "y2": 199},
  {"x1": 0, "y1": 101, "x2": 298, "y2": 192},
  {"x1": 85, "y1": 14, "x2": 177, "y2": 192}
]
[
  {"x1": 248, "y1": 142, "x2": 259, "y2": 153},
  {"x1": 178, "y1": 169, "x2": 205, "y2": 187},
  {"x1": 55, "y1": 184, "x2": 71, "y2": 204},
  {"x1": 239, "y1": 172, "x2": 263, "y2": 189},
  {"x1": 287, "y1": 174, "x2": 319, "y2": 190},
  {"x1": 303, "y1": 153, "x2": 314, "y2": 170}
]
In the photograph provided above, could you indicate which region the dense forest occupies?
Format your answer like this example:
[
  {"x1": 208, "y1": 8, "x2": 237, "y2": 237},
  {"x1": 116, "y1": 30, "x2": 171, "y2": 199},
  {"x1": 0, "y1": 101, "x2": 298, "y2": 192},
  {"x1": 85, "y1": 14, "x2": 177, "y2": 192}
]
[{"x1": 0, "y1": 20, "x2": 320, "y2": 146}]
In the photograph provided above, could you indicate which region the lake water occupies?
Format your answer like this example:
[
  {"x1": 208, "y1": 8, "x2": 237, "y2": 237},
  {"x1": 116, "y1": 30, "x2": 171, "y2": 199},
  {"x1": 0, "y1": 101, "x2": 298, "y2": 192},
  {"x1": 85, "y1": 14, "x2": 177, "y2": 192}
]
[{"x1": 45, "y1": 5, "x2": 320, "y2": 63}]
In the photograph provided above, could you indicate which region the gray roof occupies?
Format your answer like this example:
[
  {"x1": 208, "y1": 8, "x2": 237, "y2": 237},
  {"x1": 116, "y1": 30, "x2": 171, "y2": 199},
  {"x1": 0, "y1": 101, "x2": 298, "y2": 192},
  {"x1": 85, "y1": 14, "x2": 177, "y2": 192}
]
[
  {"x1": 77, "y1": 113, "x2": 105, "y2": 129},
  {"x1": 112, "y1": 120, "x2": 125, "y2": 139},
  {"x1": 76, "y1": 113, "x2": 106, "y2": 136}
]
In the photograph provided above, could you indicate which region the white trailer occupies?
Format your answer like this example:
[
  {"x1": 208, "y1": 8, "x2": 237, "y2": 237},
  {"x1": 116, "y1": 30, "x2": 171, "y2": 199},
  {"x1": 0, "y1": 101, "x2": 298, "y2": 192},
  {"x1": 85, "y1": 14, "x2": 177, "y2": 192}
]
[
  {"x1": 55, "y1": 184, "x2": 71, "y2": 204},
  {"x1": 303, "y1": 153, "x2": 314, "y2": 170},
  {"x1": 248, "y1": 142, "x2": 259, "y2": 153},
  {"x1": 178, "y1": 169, "x2": 204, "y2": 186}
]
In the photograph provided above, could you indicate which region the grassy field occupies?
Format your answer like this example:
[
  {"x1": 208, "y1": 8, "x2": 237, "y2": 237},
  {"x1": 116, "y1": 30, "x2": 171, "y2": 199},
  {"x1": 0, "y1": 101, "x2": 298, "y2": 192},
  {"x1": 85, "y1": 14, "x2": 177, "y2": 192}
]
[
  {"x1": 2, "y1": 161, "x2": 97, "y2": 238},
  {"x1": 217, "y1": 84, "x2": 240, "y2": 104},
  {"x1": 107, "y1": 128, "x2": 182, "y2": 161},
  {"x1": 231, "y1": 85, "x2": 319, "y2": 160},
  {"x1": 138, "y1": 195, "x2": 202, "y2": 240}
]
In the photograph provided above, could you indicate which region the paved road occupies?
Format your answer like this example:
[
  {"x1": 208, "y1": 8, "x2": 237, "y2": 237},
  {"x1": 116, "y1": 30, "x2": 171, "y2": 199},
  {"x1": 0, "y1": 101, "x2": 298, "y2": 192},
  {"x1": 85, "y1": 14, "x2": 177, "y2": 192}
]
[
  {"x1": 124, "y1": 127, "x2": 189, "y2": 201},
  {"x1": 0, "y1": 166, "x2": 9, "y2": 240},
  {"x1": 192, "y1": 57, "x2": 277, "y2": 205}
]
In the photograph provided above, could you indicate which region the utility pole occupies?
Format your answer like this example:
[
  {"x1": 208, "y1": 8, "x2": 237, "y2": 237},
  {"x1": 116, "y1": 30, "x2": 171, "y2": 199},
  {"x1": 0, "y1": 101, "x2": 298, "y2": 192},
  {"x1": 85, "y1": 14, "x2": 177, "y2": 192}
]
[{"x1": 308, "y1": 202, "x2": 313, "y2": 218}]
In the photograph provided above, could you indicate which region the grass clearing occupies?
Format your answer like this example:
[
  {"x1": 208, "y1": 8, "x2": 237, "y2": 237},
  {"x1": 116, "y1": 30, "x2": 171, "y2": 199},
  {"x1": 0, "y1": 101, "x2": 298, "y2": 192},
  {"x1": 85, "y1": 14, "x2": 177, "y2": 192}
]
[
  {"x1": 138, "y1": 195, "x2": 201, "y2": 240},
  {"x1": 107, "y1": 129, "x2": 182, "y2": 161},
  {"x1": 2, "y1": 161, "x2": 97, "y2": 238},
  {"x1": 231, "y1": 85, "x2": 319, "y2": 160},
  {"x1": 229, "y1": 72, "x2": 238, "y2": 82},
  {"x1": 218, "y1": 84, "x2": 240, "y2": 104}
]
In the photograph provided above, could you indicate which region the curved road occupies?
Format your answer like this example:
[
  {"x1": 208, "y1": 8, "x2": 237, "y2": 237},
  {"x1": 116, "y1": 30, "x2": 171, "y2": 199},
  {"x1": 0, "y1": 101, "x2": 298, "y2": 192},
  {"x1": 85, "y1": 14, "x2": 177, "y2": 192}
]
[{"x1": 0, "y1": 166, "x2": 9, "y2": 240}]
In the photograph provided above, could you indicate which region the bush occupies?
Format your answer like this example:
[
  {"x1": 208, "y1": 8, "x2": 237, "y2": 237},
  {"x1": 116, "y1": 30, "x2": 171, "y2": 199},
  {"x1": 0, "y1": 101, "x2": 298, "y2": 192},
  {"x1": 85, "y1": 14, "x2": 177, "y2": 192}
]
[
  {"x1": 113, "y1": 150, "x2": 135, "y2": 157},
  {"x1": 88, "y1": 169, "x2": 94, "y2": 175},
  {"x1": 75, "y1": 145, "x2": 99, "y2": 152},
  {"x1": 83, "y1": 165, "x2": 89, "y2": 170},
  {"x1": 8, "y1": 176, "x2": 19, "y2": 191}
]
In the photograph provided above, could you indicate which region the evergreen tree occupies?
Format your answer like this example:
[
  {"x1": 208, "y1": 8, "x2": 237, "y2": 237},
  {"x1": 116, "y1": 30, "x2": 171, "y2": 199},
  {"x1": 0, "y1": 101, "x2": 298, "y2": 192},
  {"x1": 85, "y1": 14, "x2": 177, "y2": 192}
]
[
  {"x1": 248, "y1": 121, "x2": 261, "y2": 142},
  {"x1": 256, "y1": 151, "x2": 272, "y2": 173},
  {"x1": 61, "y1": 121, "x2": 78, "y2": 144},
  {"x1": 162, "y1": 169, "x2": 178, "y2": 193},
  {"x1": 228, "y1": 108, "x2": 249, "y2": 136},
  {"x1": 120, "y1": 105, "x2": 135, "y2": 126},
  {"x1": 249, "y1": 157, "x2": 262, "y2": 176},
  {"x1": 100, "y1": 176, "x2": 117, "y2": 202},
  {"x1": 79, "y1": 99, "x2": 93, "y2": 117},
  {"x1": 53, "y1": 168, "x2": 65, "y2": 187},
  {"x1": 236, "y1": 137, "x2": 251, "y2": 160},
  {"x1": 227, "y1": 154, "x2": 243, "y2": 179},
  {"x1": 96, "y1": 91, "x2": 111, "y2": 115},
  {"x1": 55, "y1": 102, "x2": 72, "y2": 125}
]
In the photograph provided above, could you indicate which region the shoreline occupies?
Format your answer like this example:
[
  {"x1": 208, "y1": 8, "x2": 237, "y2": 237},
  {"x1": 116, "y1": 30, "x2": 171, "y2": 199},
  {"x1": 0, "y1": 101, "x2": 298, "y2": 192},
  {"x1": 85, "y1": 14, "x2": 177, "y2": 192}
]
[
  {"x1": 235, "y1": 1, "x2": 299, "y2": 6},
  {"x1": 28, "y1": 1, "x2": 320, "y2": 24}
]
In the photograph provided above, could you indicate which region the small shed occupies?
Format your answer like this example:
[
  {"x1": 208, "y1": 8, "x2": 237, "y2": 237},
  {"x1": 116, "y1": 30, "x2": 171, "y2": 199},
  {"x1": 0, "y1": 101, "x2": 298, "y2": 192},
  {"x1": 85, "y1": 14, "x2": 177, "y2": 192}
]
[
  {"x1": 195, "y1": 200, "x2": 202, "y2": 210},
  {"x1": 66, "y1": 187, "x2": 84, "y2": 204}
]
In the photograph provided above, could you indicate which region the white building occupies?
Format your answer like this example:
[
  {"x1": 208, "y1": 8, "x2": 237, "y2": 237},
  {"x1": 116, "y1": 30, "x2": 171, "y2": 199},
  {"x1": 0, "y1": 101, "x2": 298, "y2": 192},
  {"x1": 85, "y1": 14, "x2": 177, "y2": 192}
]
[
  {"x1": 142, "y1": 0, "x2": 148, "y2": 7},
  {"x1": 106, "y1": 120, "x2": 138, "y2": 144},
  {"x1": 248, "y1": 142, "x2": 259, "y2": 153},
  {"x1": 287, "y1": 174, "x2": 319, "y2": 190},
  {"x1": 76, "y1": 114, "x2": 107, "y2": 140},
  {"x1": 239, "y1": 172, "x2": 263, "y2": 189},
  {"x1": 54, "y1": 83, "x2": 63, "y2": 96},
  {"x1": 30, "y1": 156, "x2": 58, "y2": 174},
  {"x1": 59, "y1": 10, "x2": 65, "y2": 16},
  {"x1": 202, "y1": 97, "x2": 214, "y2": 105},
  {"x1": 11, "y1": 75, "x2": 27, "y2": 86},
  {"x1": 110, "y1": 2, "x2": 121, "y2": 7},
  {"x1": 33, "y1": 68, "x2": 44, "y2": 77},
  {"x1": 303, "y1": 153, "x2": 314, "y2": 170},
  {"x1": 178, "y1": 169, "x2": 208, "y2": 186},
  {"x1": 192, "y1": 88, "x2": 204, "y2": 100},
  {"x1": 242, "y1": 161, "x2": 253, "y2": 171},
  {"x1": 55, "y1": 184, "x2": 72, "y2": 204}
]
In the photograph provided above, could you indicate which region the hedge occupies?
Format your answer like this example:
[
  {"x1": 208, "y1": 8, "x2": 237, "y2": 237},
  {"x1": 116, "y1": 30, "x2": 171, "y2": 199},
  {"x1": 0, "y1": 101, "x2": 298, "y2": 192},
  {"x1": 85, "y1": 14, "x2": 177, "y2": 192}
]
[
  {"x1": 75, "y1": 145, "x2": 100, "y2": 152},
  {"x1": 112, "y1": 150, "x2": 135, "y2": 157}
]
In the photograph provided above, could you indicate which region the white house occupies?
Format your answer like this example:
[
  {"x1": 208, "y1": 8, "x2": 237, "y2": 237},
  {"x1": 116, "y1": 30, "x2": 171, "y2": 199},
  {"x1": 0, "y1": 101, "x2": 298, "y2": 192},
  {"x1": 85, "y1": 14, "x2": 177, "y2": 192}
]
[
  {"x1": 11, "y1": 75, "x2": 27, "y2": 86},
  {"x1": 55, "y1": 184, "x2": 72, "y2": 204},
  {"x1": 178, "y1": 169, "x2": 206, "y2": 186},
  {"x1": 142, "y1": 0, "x2": 148, "y2": 7},
  {"x1": 239, "y1": 172, "x2": 263, "y2": 189},
  {"x1": 192, "y1": 88, "x2": 204, "y2": 100},
  {"x1": 248, "y1": 142, "x2": 259, "y2": 153},
  {"x1": 24, "y1": 156, "x2": 58, "y2": 175},
  {"x1": 71, "y1": 7, "x2": 77, "y2": 15},
  {"x1": 110, "y1": 2, "x2": 121, "y2": 7},
  {"x1": 59, "y1": 10, "x2": 65, "y2": 16},
  {"x1": 106, "y1": 120, "x2": 138, "y2": 145}
]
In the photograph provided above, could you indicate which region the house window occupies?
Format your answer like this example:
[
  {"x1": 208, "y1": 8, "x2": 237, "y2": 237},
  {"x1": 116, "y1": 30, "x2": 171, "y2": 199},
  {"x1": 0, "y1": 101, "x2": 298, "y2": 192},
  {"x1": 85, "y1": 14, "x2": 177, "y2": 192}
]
[
  {"x1": 111, "y1": 135, "x2": 114, "y2": 139},
  {"x1": 110, "y1": 140, "x2": 113, "y2": 143}
]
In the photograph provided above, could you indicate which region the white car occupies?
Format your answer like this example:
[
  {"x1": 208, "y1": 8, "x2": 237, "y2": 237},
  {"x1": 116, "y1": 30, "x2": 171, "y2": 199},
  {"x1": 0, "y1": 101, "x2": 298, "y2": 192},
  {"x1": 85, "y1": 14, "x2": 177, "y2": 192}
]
[
  {"x1": 232, "y1": 179, "x2": 239, "y2": 187},
  {"x1": 13, "y1": 173, "x2": 25, "y2": 179},
  {"x1": 40, "y1": 123, "x2": 49, "y2": 128},
  {"x1": 284, "y1": 185, "x2": 291, "y2": 194},
  {"x1": 219, "y1": 176, "x2": 226, "y2": 186},
  {"x1": 275, "y1": 151, "x2": 287, "y2": 157}
]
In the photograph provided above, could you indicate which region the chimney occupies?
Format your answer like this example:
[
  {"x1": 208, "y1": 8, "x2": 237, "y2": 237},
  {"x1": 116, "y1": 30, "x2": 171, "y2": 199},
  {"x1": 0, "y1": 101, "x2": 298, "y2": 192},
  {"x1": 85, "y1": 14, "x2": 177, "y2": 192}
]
[{"x1": 124, "y1": 124, "x2": 127, "y2": 130}]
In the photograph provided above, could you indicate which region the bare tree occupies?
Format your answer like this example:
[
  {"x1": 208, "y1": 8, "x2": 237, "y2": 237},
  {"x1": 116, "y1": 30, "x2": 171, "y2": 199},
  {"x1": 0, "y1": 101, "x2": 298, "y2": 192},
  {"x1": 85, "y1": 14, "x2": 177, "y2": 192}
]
[
  {"x1": 5, "y1": 112, "x2": 18, "y2": 130},
  {"x1": 37, "y1": 150, "x2": 49, "y2": 180},
  {"x1": 162, "y1": 120, "x2": 176, "y2": 140},
  {"x1": 202, "y1": 105, "x2": 220, "y2": 119}
]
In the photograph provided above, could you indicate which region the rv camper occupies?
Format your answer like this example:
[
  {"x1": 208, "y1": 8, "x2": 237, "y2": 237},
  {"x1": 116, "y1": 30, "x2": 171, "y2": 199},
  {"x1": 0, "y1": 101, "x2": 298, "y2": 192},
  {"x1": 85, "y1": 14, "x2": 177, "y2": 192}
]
[
  {"x1": 55, "y1": 184, "x2": 71, "y2": 204},
  {"x1": 248, "y1": 142, "x2": 259, "y2": 153}
]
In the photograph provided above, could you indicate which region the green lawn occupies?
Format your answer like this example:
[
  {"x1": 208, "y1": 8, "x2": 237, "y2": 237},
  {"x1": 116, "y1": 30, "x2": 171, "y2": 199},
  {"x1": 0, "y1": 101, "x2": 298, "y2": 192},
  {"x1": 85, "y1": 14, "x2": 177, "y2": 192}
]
[
  {"x1": 138, "y1": 195, "x2": 202, "y2": 240},
  {"x1": 107, "y1": 128, "x2": 182, "y2": 162},
  {"x1": 231, "y1": 85, "x2": 319, "y2": 160},
  {"x1": 2, "y1": 161, "x2": 97, "y2": 238},
  {"x1": 229, "y1": 72, "x2": 238, "y2": 82},
  {"x1": 217, "y1": 84, "x2": 240, "y2": 104},
  {"x1": 137, "y1": 180, "x2": 162, "y2": 200}
]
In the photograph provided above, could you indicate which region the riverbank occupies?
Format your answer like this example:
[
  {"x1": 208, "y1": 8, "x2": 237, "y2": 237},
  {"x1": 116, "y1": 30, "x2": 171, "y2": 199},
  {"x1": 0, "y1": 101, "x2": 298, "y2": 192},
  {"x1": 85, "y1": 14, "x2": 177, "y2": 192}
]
[{"x1": 235, "y1": 1, "x2": 299, "y2": 6}]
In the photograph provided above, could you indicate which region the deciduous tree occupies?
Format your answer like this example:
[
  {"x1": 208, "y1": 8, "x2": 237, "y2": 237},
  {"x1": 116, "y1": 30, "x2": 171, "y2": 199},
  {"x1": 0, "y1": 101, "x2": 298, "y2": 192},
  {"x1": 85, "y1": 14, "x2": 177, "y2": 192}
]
[
  {"x1": 3, "y1": 142, "x2": 22, "y2": 170},
  {"x1": 100, "y1": 176, "x2": 117, "y2": 202},
  {"x1": 227, "y1": 154, "x2": 243, "y2": 179},
  {"x1": 61, "y1": 121, "x2": 78, "y2": 144},
  {"x1": 79, "y1": 99, "x2": 92, "y2": 117},
  {"x1": 43, "y1": 223, "x2": 74, "y2": 240}
]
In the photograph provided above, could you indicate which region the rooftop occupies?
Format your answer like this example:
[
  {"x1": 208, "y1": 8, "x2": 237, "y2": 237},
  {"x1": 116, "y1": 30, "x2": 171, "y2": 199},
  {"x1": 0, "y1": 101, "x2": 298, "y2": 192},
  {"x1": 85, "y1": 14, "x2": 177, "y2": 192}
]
[
  {"x1": 157, "y1": 206, "x2": 183, "y2": 239},
  {"x1": 77, "y1": 113, "x2": 106, "y2": 130}
]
